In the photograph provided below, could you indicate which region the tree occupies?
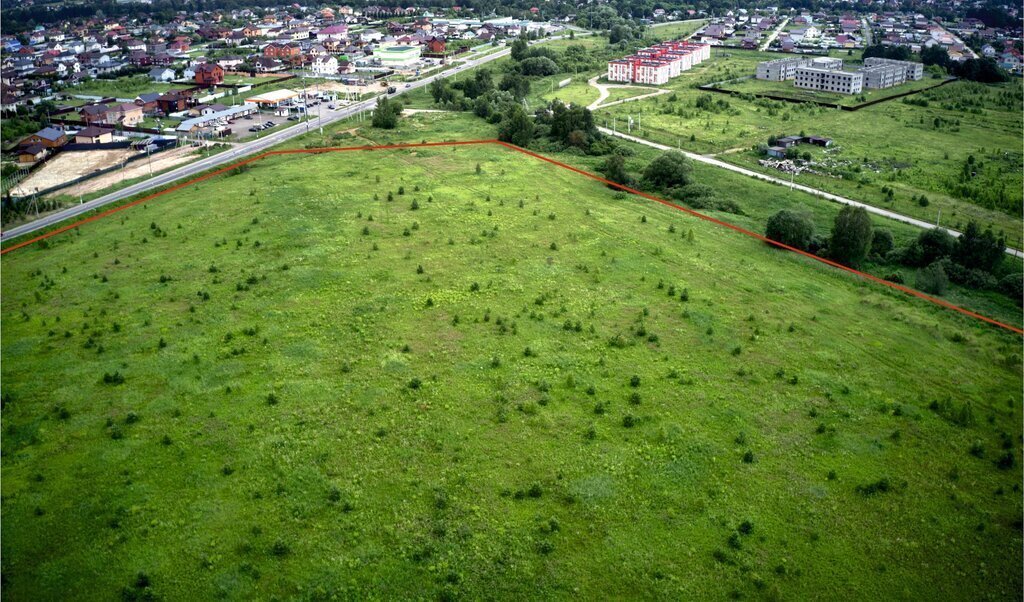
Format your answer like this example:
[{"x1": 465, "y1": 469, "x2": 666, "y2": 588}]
[
  {"x1": 601, "y1": 154, "x2": 633, "y2": 188},
  {"x1": 498, "y1": 104, "x2": 534, "y2": 147},
  {"x1": 372, "y1": 96, "x2": 402, "y2": 129},
  {"x1": 510, "y1": 38, "x2": 529, "y2": 62},
  {"x1": 765, "y1": 210, "x2": 814, "y2": 251},
  {"x1": 916, "y1": 261, "x2": 949, "y2": 295},
  {"x1": 518, "y1": 56, "x2": 559, "y2": 76},
  {"x1": 829, "y1": 206, "x2": 873, "y2": 267},
  {"x1": 642, "y1": 151, "x2": 692, "y2": 191},
  {"x1": 499, "y1": 72, "x2": 530, "y2": 100},
  {"x1": 954, "y1": 221, "x2": 1004, "y2": 273},
  {"x1": 920, "y1": 44, "x2": 949, "y2": 68},
  {"x1": 911, "y1": 228, "x2": 957, "y2": 266}
]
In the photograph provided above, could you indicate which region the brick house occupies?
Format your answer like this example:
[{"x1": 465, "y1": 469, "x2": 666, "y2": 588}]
[{"x1": 194, "y1": 63, "x2": 225, "y2": 85}]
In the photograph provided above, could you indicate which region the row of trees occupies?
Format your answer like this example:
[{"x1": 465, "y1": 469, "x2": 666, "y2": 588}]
[{"x1": 766, "y1": 207, "x2": 1018, "y2": 301}]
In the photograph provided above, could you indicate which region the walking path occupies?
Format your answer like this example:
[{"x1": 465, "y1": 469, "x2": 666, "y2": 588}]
[
  {"x1": 599, "y1": 127, "x2": 1023, "y2": 259},
  {"x1": 586, "y1": 76, "x2": 672, "y2": 111}
]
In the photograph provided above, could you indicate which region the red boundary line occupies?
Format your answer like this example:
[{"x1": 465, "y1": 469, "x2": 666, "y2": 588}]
[{"x1": 2, "y1": 139, "x2": 1020, "y2": 336}]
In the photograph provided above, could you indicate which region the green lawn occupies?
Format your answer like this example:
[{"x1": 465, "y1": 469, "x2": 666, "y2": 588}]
[
  {"x1": 2, "y1": 133, "x2": 1021, "y2": 601},
  {"x1": 538, "y1": 79, "x2": 601, "y2": 107},
  {"x1": 646, "y1": 19, "x2": 709, "y2": 41},
  {"x1": 71, "y1": 76, "x2": 187, "y2": 99}
]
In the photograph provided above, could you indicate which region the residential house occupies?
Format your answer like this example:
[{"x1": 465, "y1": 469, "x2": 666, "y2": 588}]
[
  {"x1": 74, "y1": 125, "x2": 114, "y2": 143},
  {"x1": 310, "y1": 55, "x2": 338, "y2": 75},
  {"x1": 148, "y1": 66, "x2": 176, "y2": 81},
  {"x1": 263, "y1": 42, "x2": 301, "y2": 59},
  {"x1": 157, "y1": 91, "x2": 189, "y2": 114},
  {"x1": 135, "y1": 92, "x2": 162, "y2": 112},
  {"x1": 194, "y1": 63, "x2": 224, "y2": 85},
  {"x1": 21, "y1": 126, "x2": 67, "y2": 148},
  {"x1": 18, "y1": 143, "x2": 48, "y2": 164}
]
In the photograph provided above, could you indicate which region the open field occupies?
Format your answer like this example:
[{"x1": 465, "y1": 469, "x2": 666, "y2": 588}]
[
  {"x1": 647, "y1": 19, "x2": 709, "y2": 41},
  {"x1": 595, "y1": 48, "x2": 1024, "y2": 242},
  {"x1": 11, "y1": 148, "x2": 137, "y2": 196},
  {"x1": 2, "y1": 138, "x2": 1021, "y2": 600},
  {"x1": 69, "y1": 77, "x2": 188, "y2": 100}
]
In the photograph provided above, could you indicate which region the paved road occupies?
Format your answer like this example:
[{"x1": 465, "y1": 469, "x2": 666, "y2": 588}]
[
  {"x1": 760, "y1": 17, "x2": 790, "y2": 51},
  {"x1": 600, "y1": 127, "x2": 1023, "y2": 259},
  {"x1": 1, "y1": 33, "x2": 586, "y2": 243}
]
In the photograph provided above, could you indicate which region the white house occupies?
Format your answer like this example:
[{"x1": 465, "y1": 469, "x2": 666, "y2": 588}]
[
  {"x1": 148, "y1": 67, "x2": 176, "y2": 81},
  {"x1": 311, "y1": 55, "x2": 338, "y2": 75}
]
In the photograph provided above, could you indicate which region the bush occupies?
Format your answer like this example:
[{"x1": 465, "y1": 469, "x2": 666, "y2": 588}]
[
  {"x1": 916, "y1": 261, "x2": 949, "y2": 295},
  {"x1": 870, "y1": 229, "x2": 894, "y2": 259},
  {"x1": 642, "y1": 151, "x2": 692, "y2": 191},
  {"x1": 855, "y1": 478, "x2": 892, "y2": 495},
  {"x1": 102, "y1": 371, "x2": 125, "y2": 385},
  {"x1": 765, "y1": 210, "x2": 814, "y2": 250}
]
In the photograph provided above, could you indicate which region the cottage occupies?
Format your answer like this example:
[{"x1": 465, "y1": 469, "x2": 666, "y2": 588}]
[
  {"x1": 74, "y1": 125, "x2": 114, "y2": 143},
  {"x1": 21, "y1": 126, "x2": 67, "y2": 148},
  {"x1": 148, "y1": 66, "x2": 175, "y2": 82},
  {"x1": 17, "y1": 143, "x2": 48, "y2": 163}
]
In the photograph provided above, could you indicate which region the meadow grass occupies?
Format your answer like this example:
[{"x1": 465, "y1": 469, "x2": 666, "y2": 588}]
[{"x1": 1, "y1": 138, "x2": 1021, "y2": 601}]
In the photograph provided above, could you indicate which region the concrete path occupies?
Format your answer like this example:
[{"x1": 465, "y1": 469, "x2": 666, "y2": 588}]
[{"x1": 599, "y1": 127, "x2": 1023, "y2": 259}]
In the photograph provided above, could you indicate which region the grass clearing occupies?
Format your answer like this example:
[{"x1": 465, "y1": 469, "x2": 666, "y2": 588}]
[{"x1": 2, "y1": 136, "x2": 1021, "y2": 600}]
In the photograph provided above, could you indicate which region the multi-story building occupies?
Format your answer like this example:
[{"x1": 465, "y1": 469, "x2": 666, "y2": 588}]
[
  {"x1": 794, "y1": 66, "x2": 864, "y2": 94},
  {"x1": 607, "y1": 41, "x2": 710, "y2": 85},
  {"x1": 860, "y1": 63, "x2": 905, "y2": 89},
  {"x1": 862, "y1": 57, "x2": 924, "y2": 81},
  {"x1": 756, "y1": 56, "x2": 843, "y2": 81}
]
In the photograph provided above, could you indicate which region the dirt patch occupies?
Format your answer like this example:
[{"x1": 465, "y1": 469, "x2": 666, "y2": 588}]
[
  {"x1": 58, "y1": 145, "x2": 202, "y2": 197},
  {"x1": 13, "y1": 149, "x2": 136, "y2": 196}
]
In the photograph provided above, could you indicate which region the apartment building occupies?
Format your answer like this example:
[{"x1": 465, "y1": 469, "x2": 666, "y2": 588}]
[
  {"x1": 794, "y1": 66, "x2": 864, "y2": 94},
  {"x1": 607, "y1": 41, "x2": 710, "y2": 85},
  {"x1": 860, "y1": 63, "x2": 905, "y2": 88},
  {"x1": 756, "y1": 56, "x2": 843, "y2": 81},
  {"x1": 862, "y1": 57, "x2": 924, "y2": 81}
]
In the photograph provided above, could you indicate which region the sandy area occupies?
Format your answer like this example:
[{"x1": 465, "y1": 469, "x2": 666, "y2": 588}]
[
  {"x1": 58, "y1": 145, "x2": 202, "y2": 197},
  {"x1": 13, "y1": 148, "x2": 136, "y2": 196}
]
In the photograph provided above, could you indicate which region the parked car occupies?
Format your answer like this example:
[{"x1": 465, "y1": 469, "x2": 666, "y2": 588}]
[{"x1": 328, "y1": 103, "x2": 336, "y2": 109}]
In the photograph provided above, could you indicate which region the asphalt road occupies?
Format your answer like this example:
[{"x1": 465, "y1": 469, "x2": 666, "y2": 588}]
[
  {"x1": 1, "y1": 34, "x2": 579, "y2": 242},
  {"x1": 600, "y1": 127, "x2": 1024, "y2": 259}
]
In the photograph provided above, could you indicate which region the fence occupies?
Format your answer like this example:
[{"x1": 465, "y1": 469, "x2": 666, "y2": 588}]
[
  {"x1": 697, "y1": 76, "x2": 958, "y2": 111},
  {"x1": 10, "y1": 142, "x2": 179, "y2": 201}
]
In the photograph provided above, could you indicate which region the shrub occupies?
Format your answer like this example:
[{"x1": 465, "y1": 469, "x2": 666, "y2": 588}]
[
  {"x1": 622, "y1": 414, "x2": 636, "y2": 428},
  {"x1": 409, "y1": 377, "x2": 422, "y2": 389},
  {"x1": 266, "y1": 393, "x2": 279, "y2": 405},
  {"x1": 270, "y1": 540, "x2": 290, "y2": 557},
  {"x1": 995, "y1": 451, "x2": 1015, "y2": 470},
  {"x1": 916, "y1": 261, "x2": 949, "y2": 295},
  {"x1": 102, "y1": 371, "x2": 125, "y2": 385},
  {"x1": 871, "y1": 229, "x2": 894, "y2": 258},
  {"x1": 765, "y1": 210, "x2": 814, "y2": 250},
  {"x1": 629, "y1": 375, "x2": 641, "y2": 388},
  {"x1": 855, "y1": 478, "x2": 893, "y2": 495},
  {"x1": 527, "y1": 483, "x2": 543, "y2": 498},
  {"x1": 742, "y1": 451, "x2": 754, "y2": 463}
]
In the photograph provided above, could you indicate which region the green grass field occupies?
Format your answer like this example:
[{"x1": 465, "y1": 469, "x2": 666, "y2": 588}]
[
  {"x1": 2, "y1": 133, "x2": 1021, "y2": 600},
  {"x1": 70, "y1": 77, "x2": 188, "y2": 99}
]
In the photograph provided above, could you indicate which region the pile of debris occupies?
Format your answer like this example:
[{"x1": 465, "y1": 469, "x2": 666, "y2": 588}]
[{"x1": 758, "y1": 158, "x2": 806, "y2": 174}]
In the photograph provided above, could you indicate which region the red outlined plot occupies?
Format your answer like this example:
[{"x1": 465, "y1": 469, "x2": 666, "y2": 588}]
[{"x1": 2, "y1": 139, "x2": 1020, "y2": 336}]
